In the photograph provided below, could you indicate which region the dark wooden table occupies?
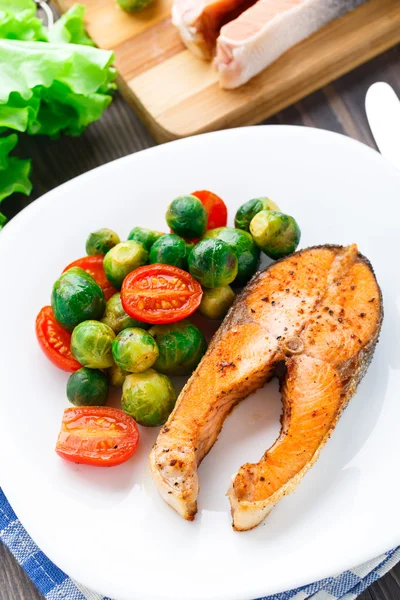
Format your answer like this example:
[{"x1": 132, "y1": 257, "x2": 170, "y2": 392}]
[{"x1": 1, "y1": 45, "x2": 400, "y2": 600}]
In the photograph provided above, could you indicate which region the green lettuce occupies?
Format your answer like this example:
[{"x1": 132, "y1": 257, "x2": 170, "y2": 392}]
[
  {"x1": 48, "y1": 4, "x2": 95, "y2": 46},
  {"x1": 0, "y1": 134, "x2": 32, "y2": 206},
  {"x1": 0, "y1": 40, "x2": 115, "y2": 137},
  {"x1": 0, "y1": 2, "x2": 116, "y2": 213},
  {"x1": 0, "y1": 0, "x2": 47, "y2": 41}
]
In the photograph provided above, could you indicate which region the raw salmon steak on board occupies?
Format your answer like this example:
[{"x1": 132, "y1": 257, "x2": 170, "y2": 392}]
[
  {"x1": 173, "y1": 0, "x2": 369, "y2": 87},
  {"x1": 149, "y1": 245, "x2": 382, "y2": 530}
]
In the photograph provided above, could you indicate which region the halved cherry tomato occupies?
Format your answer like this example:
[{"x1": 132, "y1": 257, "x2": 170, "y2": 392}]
[
  {"x1": 56, "y1": 406, "x2": 139, "y2": 467},
  {"x1": 121, "y1": 264, "x2": 203, "y2": 325},
  {"x1": 36, "y1": 306, "x2": 81, "y2": 372},
  {"x1": 192, "y1": 190, "x2": 228, "y2": 231},
  {"x1": 63, "y1": 255, "x2": 117, "y2": 301}
]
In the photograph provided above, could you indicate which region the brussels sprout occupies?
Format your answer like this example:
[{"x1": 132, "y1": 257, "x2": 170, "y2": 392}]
[
  {"x1": 107, "y1": 363, "x2": 128, "y2": 387},
  {"x1": 71, "y1": 320, "x2": 115, "y2": 369},
  {"x1": 86, "y1": 228, "x2": 120, "y2": 256},
  {"x1": 166, "y1": 195, "x2": 207, "y2": 239},
  {"x1": 250, "y1": 210, "x2": 301, "y2": 259},
  {"x1": 149, "y1": 234, "x2": 188, "y2": 269},
  {"x1": 122, "y1": 369, "x2": 176, "y2": 426},
  {"x1": 199, "y1": 285, "x2": 235, "y2": 320},
  {"x1": 188, "y1": 239, "x2": 238, "y2": 288},
  {"x1": 149, "y1": 320, "x2": 206, "y2": 375},
  {"x1": 203, "y1": 227, "x2": 260, "y2": 286},
  {"x1": 112, "y1": 327, "x2": 159, "y2": 373},
  {"x1": 117, "y1": 0, "x2": 154, "y2": 12},
  {"x1": 103, "y1": 241, "x2": 148, "y2": 289},
  {"x1": 127, "y1": 227, "x2": 164, "y2": 252},
  {"x1": 66, "y1": 367, "x2": 108, "y2": 406},
  {"x1": 234, "y1": 198, "x2": 280, "y2": 232},
  {"x1": 52, "y1": 267, "x2": 106, "y2": 332},
  {"x1": 101, "y1": 292, "x2": 149, "y2": 334}
]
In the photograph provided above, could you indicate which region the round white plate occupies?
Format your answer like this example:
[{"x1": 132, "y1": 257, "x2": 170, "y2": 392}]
[{"x1": 0, "y1": 126, "x2": 399, "y2": 600}]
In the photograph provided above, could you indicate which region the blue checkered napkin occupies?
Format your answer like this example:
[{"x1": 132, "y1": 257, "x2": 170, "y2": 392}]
[{"x1": 1, "y1": 488, "x2": 399, "y2": 600}]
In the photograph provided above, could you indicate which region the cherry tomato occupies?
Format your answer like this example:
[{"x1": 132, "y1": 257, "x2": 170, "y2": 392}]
[
  {"x1": 36, "y1": 306, "x2": 81, "y2": 372},
  {"x1": 121, "y1": 264, "x2": 203, "y2": 325},
  {"x1": 56, "y1": 406, "x2": 139, "y2": 467},
  {"x1": 192, "y1": 190, "x2": 228, "y2": 231},
  {"x1": 63, "y1": 255, "x2": 117, "y2": 301}
]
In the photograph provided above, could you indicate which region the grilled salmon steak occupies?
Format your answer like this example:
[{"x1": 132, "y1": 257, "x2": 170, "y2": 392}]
[{"x1": 150, "y1": 245, "x2": 382, "y2": 530}]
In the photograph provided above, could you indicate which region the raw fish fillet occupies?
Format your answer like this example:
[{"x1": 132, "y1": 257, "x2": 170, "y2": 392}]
[{"x1": 215, "y1": 0, "x2": 368, "y2": 88}]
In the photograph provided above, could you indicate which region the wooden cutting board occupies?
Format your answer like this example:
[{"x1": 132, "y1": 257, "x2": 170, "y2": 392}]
[{"x1": 53, "y1": 0, "x2": 400, "y2": 143}]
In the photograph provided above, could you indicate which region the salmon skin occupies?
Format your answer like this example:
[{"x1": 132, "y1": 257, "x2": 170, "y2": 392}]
[{"x1": 150, "y1": 245, "x2": 382, "y2": 530}]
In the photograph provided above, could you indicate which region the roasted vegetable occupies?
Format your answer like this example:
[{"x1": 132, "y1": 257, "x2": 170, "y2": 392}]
[
  {"x1": 188, "y1": 239, "x2": 238, "y2": 288},
  {"x1": 122, "y1": 369, "x2": 176, "y2": 427},
  {"x1": 127, "y1": 227, "x2": 164, "y2": 252},
  {"x1": 166, "y1": 195, "x2": 208, "y2": 239},
  {"x1": 101, "y1": 292, "x2": 148, "y2": 334},
  {"x1": 112, "y1": 327, "x2": 159, "y2": 373},
  {"x1": 66, "y1": 367, "x2": 108, "y2": 406},
  {"x1": 250, "y1": 210, "x2": 301, "y2": 259},
  {"x1": 107, "y1": 363, "x2": 127, "y2": 387},
  {"x1": 234, "y1": 198, "x2": 280, "y2": 232},
  {"x1": 51, "y1": 267, "x2": 106, "y2": 331},
  {"x1": 198, "y1": 285, "x2": 235, "y2": 319},
  {"x1": 71, "y1": 320, "x2": 115, "y2": 369},
  {"x1": 86, "y1": 228, "x2": 120, "y2": 256},
  {"x1": 203, "y1": 227, "x2": 260, "y2": 286},
  {"x1": 149, "y1": 234, "x2": 188, "y2": 269},
  {"x1": 149, "y1": 320, "x2": 206, "y2": 375},
  {"x1": 103, "y1": 241, "x2": 148, "y2": 289}
]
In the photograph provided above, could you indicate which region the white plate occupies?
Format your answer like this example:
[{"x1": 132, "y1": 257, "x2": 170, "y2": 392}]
[{"x1": 0, "y1": 126, "x2": 399, "y2": 600}]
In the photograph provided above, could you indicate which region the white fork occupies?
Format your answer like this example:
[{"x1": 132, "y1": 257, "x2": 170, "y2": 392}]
[{"x1": 34, "y1": 0, "x2": 54, "y2": 28}]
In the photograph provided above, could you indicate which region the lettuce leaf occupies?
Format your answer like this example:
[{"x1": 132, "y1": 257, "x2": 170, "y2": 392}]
[
  {"x1": 47, "y1": 4, "x2": 95, "y2": 46},
  {"x1": 0, "y1": 40, "x2": 115, "y2": 137},
  {"x1": 0, "y1": 0, "x2": 47, "y2": 41},
  {"x1": 0, "y1": 3, "x2": 116, "y2": 209},
  {"x1": 0, "y1": 134, "x2": 32, "y2": 202}
]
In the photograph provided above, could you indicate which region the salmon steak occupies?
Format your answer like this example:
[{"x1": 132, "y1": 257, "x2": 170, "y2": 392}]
[{"x1": 150, "y1": 244, "x2": 382, "y2": 530}]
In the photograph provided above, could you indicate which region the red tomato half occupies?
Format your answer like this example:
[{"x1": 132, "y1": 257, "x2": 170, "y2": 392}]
[
  {"x1": 121, "y1": 264, "x2": 203, "y2": 325},
  {"x1": 36, "y1": 306, "x2": 81, "y2": 372},
  {"x1": 63, "y1": 255, "x2": 117, "y2": 301},
  {"x1": 192, "y1": 190, "x2": 228, "y2": 230},
  {"x1": 56, "y1": 407, "x2": 139, "y2": 467}
]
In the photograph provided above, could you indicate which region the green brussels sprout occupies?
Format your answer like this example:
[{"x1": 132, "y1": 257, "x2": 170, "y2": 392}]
[
  {"x1": 122, "y1": 369, "x2": 176, "y2": 427},
  {"x1": 85, "y1": 228, "x2": 120, "y2": 256},
  {"x1": 149, "y1": 234, "x2": 188, "y2": 269},
  {"x1": 117, "y1": 0, "x2": 154, "y2": 12},
  {"x1": 66, "y1": 367, "x2": 108, "y2": 406},
  {"x1": 188, "y1": 239, "x2": 238, "y2": 288},
  {"x1": 101, "y1": 293, "x2": 149, "y2": 334},
  {"x1": 127, "y1": 227, "x2": 164, "y2": 252},
  {"x1": 149, "y1": 320, "x2": 206, "y2": 375},
  {"x1": 234, "y1": 198, "x2": 281, "y2": 232},
  {"x1": 166, "y1": 195, "x2": 207, "y2": 239},
  {"x1": 52, "y1": 267, "x2": 106, "y2": 332},
  {"x1": 199, "y1": 285, "x2": 235, "y2": 320},
  {"x1": 203, "y1": 227, "x2": 260, "y2": 286},
  {"x1": 103, "y1": 241, "x2": 148, "y2": 289},
  {"x1": 107, "y1": 363, "x2": 128, "y2": 387},
  {"x1": 112, "y1": 327, "x2": 159, "y2": 373},
  {"x1": 250, "y1": 210, "x2": 301, "y2": 259},
  {"x1": 71, "y1": 320, "x2": 115, "y2": 369}
]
